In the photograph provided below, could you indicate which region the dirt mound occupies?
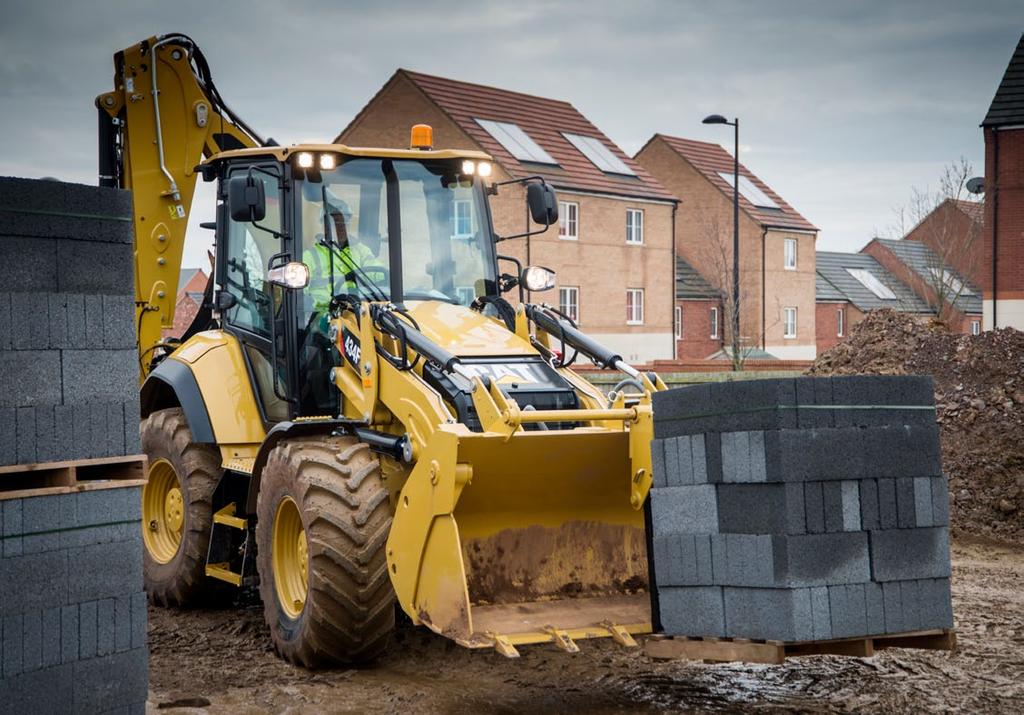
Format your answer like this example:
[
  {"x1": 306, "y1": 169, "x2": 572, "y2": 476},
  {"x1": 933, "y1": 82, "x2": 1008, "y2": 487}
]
[{"x1": 810, "y1": 309, "x2": 1024, "y2": 542}]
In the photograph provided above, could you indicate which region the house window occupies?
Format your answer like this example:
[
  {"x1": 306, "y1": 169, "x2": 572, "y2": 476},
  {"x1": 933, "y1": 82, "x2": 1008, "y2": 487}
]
[
  {"x1": 784, "y1": 307, "x2": 797, "y2": 338},
  {"x1": 452, "y1": 199, "x2": 473, "y2": 238},
  {"x1": 710, "y1": 307, "x2": 719, "y2": 339},
  {"x1": 971, "y1": 320, "x2": 981, "y2": 335},
  {"x1": 626, "y1": 289, "x2": 644, "y2": 325},
  {"x1": 559, "y1": 286, "x2": 580, "y2": 323},
  {"x1": 675, "y1": 306, "x2": 682, "y2": 339},
  {"x1": 559, "y1": 201, "x2": 579, "y2": 240},
  {"x1": 784, "y1": 238, "x2": 797, "y2": 270},
  {"x1": 837, "y1": 308, "x2": 845, "y2": 337},
  {"x1": 626, "y1": 209, "x2": 644, "y2": 245}
]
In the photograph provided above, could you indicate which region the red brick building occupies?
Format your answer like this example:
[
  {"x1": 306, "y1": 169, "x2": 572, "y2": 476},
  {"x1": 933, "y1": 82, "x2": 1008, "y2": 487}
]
[
  {"x1": 904, "y1": 199, "x2": 985, "y2": 289},
  {"x1": 163, "y1": 267, "x2": 207, "y2": 339},
  {"x1": 982, "y1": 33, "x2": 1024, "y2": 329},
  {"x1": 635, "y1": 135, "x2": 819, "y2": 360},
  {"x1": 674, "y1": 256, "x2": 724, "y2": 359}
]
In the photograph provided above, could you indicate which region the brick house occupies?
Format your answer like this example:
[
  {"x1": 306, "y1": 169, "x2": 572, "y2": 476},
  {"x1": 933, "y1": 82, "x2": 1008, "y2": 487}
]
[
  {"x1": 862, "y1": 238, "x2": 983, "y2": 335},
  {"x1": 336, "y1": 70, "x2": 678, "y2": 363},
  {"x1": 904, "y1": 199, "x2": 985, "y2": 289},
  {"x1": 982, "y1": 33, "x2": 1024, "y2": 329},
  {"x1": 163, "y1": 267, "x2": 207, "y2": 340},
  {"x1": 815, "y1": 252, "x2": 931, "y2": 353},
  {"x1": 635, "y1": 135, "x2": 818, "y2": 360},
  {"x1": 674, "y1": 256, "x2": 724, "y2": 359}
]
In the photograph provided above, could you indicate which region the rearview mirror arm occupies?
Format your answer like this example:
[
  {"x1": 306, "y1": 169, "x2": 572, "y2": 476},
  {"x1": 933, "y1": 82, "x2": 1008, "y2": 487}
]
[{"x1": 489, "y1": 176, "x2": 555, "y2": 242}]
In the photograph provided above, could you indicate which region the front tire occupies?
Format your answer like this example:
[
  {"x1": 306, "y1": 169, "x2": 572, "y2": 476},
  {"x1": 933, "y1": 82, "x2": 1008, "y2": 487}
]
[
  {"x1": 140, "y1": 408, "x2": 227, "y2": 606},
  {"x1": 256, "y1": 436, "x2": 395, "y2": 668}
]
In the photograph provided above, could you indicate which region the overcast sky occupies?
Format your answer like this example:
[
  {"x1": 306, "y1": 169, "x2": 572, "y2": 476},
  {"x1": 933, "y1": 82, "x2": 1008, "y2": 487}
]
[{"x1": 1, "y1": 1, "x2": 1021, "y2": 267}]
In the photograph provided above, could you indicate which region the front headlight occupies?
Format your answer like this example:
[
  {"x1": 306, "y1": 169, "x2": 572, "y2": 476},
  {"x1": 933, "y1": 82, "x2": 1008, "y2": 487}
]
[
  {"x1": 268, "y1": 261, "x2": 310, "y2": 289},
  {"x1": 522, "y1": 265, "x2": 556, "y2": 292}
]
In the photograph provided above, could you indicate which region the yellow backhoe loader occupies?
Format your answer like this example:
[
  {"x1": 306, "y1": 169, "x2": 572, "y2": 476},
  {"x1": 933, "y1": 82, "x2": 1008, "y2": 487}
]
[{"x1": 98, "y1": 33, "x2": 664, "y2": 666}]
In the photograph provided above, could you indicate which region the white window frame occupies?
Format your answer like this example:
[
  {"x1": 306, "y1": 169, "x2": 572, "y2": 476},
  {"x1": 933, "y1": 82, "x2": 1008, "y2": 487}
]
[
  {"x1": 558, "y1": 201, "x2": 579, "y2": 240},
  {"x1": 784, "y1": 238, "x2": 797, "y2": 270},
  {"x1": 626, "y1": 288, "x2": 644, "y2": 325},
  {"x1": 674, "y1": 306, "x2": 682, "y2": 339},
  {"x1": 837, "y1": 307, "x2": 845, "y2": 337},
  {"x1": 784, "y1": 307, "x2": 797, "y2": 339},
  {"x1": 626, "y1": 208, "x2": 644, "y2": 245},
  {"x1": 452, "y1": 198, "x2": 473, "y2": 239},
  {"x1": 710, "y1": 307, "x2": 719, "y2": 339},
  {"x1": 971, "y1": 319, "x2": 981, "y2": 336},
  {"x1": 559, "y1": 286, "x2": 580, "y2": 323}
]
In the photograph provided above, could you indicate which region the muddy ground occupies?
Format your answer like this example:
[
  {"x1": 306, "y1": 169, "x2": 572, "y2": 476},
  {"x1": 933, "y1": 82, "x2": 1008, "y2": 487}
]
[{"x1": 145, "y1": 537, "x2": 1024, "y2": 714}]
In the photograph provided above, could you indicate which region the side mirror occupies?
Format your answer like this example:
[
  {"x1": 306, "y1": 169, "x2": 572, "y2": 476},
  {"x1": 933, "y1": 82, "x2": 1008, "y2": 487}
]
[
  {"x1": 227, "y1": 175, "x2": 266, "y2": 222},
  {"x1": 521, "y1": 265, "x2": 556, "y2": 292},
  {"x1": 526, "y1": 183, "x2": 558, "y2": 226}
]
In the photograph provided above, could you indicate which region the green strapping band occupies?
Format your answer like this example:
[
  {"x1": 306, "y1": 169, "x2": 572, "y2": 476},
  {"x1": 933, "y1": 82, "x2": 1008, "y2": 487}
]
[
  {"x1": 670, "y1": 404, "x2": 936, "y2": 421},
  {"x1": 0, "y1": 518, "x2": 139, "y2": 540},
  {"x1": 0, "y1": 206, "x2": 132, "y2": 223}
]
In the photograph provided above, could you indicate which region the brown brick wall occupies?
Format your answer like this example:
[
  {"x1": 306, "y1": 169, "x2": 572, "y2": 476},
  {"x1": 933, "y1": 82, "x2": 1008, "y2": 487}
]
[
  {"x1": 675, "y1": 298, "x2": 724, "y2": 359},
  {"x1": 815, "y1": 301, "x2": 864, "y2": 354},
  {"x1": 905, "y1": 201, "x2": 985, "y2": 288},
  {"x1": 984, "y1": 126, "x2": 1024, "y2": 301}
]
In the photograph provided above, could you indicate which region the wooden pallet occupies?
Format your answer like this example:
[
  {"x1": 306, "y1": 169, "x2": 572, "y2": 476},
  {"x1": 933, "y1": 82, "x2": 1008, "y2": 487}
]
[
  {"x1": 0, "y1": 454, "x2": 147, "y2": 500},
  {"x1": 645, "y1": 629, "x2": 956, "y2": 664}
]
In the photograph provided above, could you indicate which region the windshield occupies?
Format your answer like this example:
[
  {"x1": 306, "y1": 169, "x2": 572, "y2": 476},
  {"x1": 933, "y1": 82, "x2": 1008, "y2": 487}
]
[{"x1": 296, "y1": 158, "x2": 496, "y2": 322}]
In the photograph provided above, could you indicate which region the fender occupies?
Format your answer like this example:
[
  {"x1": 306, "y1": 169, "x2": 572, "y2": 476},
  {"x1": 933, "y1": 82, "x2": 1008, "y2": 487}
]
[{"x1": 140, "y1": 357, "x2": 216, "y2": 443}]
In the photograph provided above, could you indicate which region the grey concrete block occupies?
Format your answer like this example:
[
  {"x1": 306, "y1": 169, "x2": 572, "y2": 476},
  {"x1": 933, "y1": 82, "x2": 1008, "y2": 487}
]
[
  {"x1": 841, "y1": 480, "x2": 861, "y2": 531},
  {"x1": 694, "y1": 534, "x2": 713, "y2": 584},
  {"x1": 931, "y1": 476, "x2": 950, "y2": 527},
  {"x1": 724, "y1": 587, "x2": 814, "y2": 641},
  {"x1": 22, "y1": 492, "x2": 60, "y2": 554},
  {"x1": 860, "y1": 480, "x2": 880, "y2": 531},
  {"x1": 60, "y1": 350, "x2": 138, "y2": 405},
  {"x1": 72, "y1": 647, "x2": 149, "y2": 714},
  {"x1": 650, "y1": 439, "x2": 667, "y2": 489},
  {"x1": 716, "y1": 483, "x2": 806, "y2": 534},
  {"x1": 101, "y1": 295, "x2": 137, "y2": 350},
  {"x1": 53, "y1": 404, "x2": 75, "y2": 461},
  {"x1": 865, "y1": 581, "x2": 886, "y2": 636},
  {"x1": 658, "y1": 586, "x2": 726, "y2": 637},
  {"x1": 41, "y1": 607, "x2": 61, "y2": 668},
  {"x1": 130, "y1": 591, "x2": 147, "y2": 649},
  {"x1": 61, "y1": 179, "x2": 134, "y2": 221},
  {"x1": 67, "y1": 540, "x2": 143, "y2": 603},
  {"x1": 79, "y1": 600, "x2": 97, "y2": 660},
  {"x1": 870, "y1": 527, "x2": 951, "y2": 582},
  {"x1": 84, "y1": 294, "x2": 105, "y2": 344},
  {"x1": 882, "y1": 581, "x2": 903, "y2": 633},
  {"x1": 0, "y1": 291, "x2": 10, "y2": 350},
  {"x1": 773, "y1": 532, "x2": 871, "y2": 587},
  {"x1": 106, "y1": 402, "x2": 126, "y2": 457},
  {"x1": 0, "y1": 408, "x2": 15, "y2": 466},
  {"x1": 804, "y1": 482, "x2": 825, "y2": 534},
  {"x1": 828, "y1": 583, "x2": 867, "y2": 639},
  {"x1": 652, "y1": 534, "x2": 677, "y2": 586},
  {"x1": 0, "y1": 661, "x2": 74, "y2": 714},
  {"x1": 60, "y1": 605, "x2": 78, "y2": 664},
  {"x1": 114, "y1": 596, "x2": 132, "y2": 653},
  {"x1": 97, "y1": 599, "x2": 115, "y2": 657},
  {"x1": 901, "y1": 579, "x2": 922, "y2": 632},
  {"x1": 822, "y1": 481, "x2": 844, "y2": 532},
  {"x1": 913, "y1": 477, "x2": 934, "y2": 528},
  {"x1": 124, "y1": 401, "x2": 141, "y2": 454},
  {"x1": 73, "y1": 403, "x2": 93, "y2": 459},
  {"x1": 896, "y1": 478, "x2": 917, "y2": 528},
  {"x1": 722, "y1": 431, "x2": 756, "y2": 482},
  {"x1": 925, "y1": 578, "x2": 954, "y2": 629},
  {"x1": 10, "y1": 293, "x2": 50, "y2": 349},
  {"x1": 33, "y1": 404, "x2": 55, "y2": 464},
  {"x1": 16, "y1": 406, "x2": 36, "y2": 465},
  {"x1": 56, "y1": 239, "x2": 134, "y2": 295},
  {"x1": 89, "y1": 402, "x2": 109, "y2": 460},
  {"x1": 0, "y1": 351, "x2": 62, "y2": 408},
  {"x1": 22, "y1": 609, "x2": 41, "y2": 673},
  {"x1": 691, "y1": 433, "x2": 708, "y2": 482},
  {"x1": 650, "y1": 485, "x2": 719, "y2": 536},
  {"x1": 662, "y1": 436, "x2": 682, "y2": 487},
  {"x1": 675, "y1": 533, "x2": 696, "y2": 585},
  {"x1": 0, "y1": 236, "x2": 58, "y2": 292},
  {"x1": 877, "y1": 478, "x2": 898, "y2": 530},
  {"x1": 810, "y1": 586, "x2": 832, "y2": 640},
  {"x1": 3, "y1": 613, "x2": 23, "y2": 677},
  {"x1": 748, "y1": 431, "x2": 767, "y2": 482},
  {"x1": 710, "y1": 532, "x2": 727, "y2": 582}
]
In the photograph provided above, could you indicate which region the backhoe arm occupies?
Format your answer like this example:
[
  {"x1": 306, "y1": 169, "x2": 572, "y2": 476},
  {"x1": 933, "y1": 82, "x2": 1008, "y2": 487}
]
[{"x1": 96, "y1": 33, "x2": 262, "y2": 378}]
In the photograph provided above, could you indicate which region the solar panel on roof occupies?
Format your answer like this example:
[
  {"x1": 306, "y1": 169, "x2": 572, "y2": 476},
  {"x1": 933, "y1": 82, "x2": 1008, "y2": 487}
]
[
  {"x1": 717, "y1": 172, "x2": 779, "y2": 209},
  {"x1": 562, "y1": 133, "x2": 636, "y2": 175},
  {"x1": 846, "y1": 268, "x2": 898, "y2": 300},
  {"x1": 474, "y1": 119, "x2": 557, "y2": 164}
]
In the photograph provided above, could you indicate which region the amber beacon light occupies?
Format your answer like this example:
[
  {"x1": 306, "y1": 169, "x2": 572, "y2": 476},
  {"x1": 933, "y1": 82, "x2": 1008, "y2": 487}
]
[{"x1": 410, "y1": 123, "x2": 433, "y2": 150}]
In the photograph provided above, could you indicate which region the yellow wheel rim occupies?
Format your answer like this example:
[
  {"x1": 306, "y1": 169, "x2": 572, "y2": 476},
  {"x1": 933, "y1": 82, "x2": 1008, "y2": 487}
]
[
  {"x1": 142, "y1": 458, "x2": 185, "y2": 564},
  {"x1": 273, "y1": 496, "x2": 309, "y2": 619}
]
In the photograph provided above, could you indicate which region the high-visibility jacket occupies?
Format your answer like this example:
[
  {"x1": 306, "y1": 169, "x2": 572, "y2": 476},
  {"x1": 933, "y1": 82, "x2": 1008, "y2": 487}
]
[{"x1": 303, "y1": 241, "x2": 384, "y2": 312}]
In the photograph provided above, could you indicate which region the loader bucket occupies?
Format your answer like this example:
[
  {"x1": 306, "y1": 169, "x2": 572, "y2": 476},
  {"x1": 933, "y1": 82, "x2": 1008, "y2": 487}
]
[{"x1": 386, "y1": 426, "x2": 652, "y2": 655}]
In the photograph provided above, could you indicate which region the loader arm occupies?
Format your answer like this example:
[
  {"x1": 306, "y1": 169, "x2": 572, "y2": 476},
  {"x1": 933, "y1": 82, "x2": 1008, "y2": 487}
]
[{"x1": 96, "y1": 33, "x2": 262, "y2": 378}]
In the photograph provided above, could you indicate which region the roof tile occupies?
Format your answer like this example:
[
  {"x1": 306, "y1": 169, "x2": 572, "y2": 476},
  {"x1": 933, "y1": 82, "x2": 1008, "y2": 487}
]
[{"x1": 983, "y1": 34, "x2": 1024, "y2": 127}]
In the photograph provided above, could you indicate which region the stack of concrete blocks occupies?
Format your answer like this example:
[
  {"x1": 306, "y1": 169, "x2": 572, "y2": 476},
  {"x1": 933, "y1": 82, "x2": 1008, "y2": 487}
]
[
  {"x1": 1, "y1": 489, "x2": 148, "y2": 711},
  {"x1": 0, "y1": 176, "x2": 147, "y2": 711},
  {"x1": 649, "y1": 375, "x2": 953, "y2": 642},
  {"x1": 0, "y1": 176, "x2": 141, "y2": 466}
]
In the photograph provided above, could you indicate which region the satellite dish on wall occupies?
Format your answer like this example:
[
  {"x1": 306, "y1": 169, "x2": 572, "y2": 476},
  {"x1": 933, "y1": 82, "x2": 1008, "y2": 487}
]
[{"x1": 967, "y1": 177, "x2": 985, "y2": 194}]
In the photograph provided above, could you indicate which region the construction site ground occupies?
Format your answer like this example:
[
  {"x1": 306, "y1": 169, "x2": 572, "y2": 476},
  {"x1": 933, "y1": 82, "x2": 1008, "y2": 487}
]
[{"x1": 145, "y1": 536, "x2": 1022, "y2": 714}]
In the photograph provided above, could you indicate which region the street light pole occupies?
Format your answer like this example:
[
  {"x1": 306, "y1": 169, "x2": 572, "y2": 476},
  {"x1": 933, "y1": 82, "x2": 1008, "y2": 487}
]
[{"x1": 703, "y1": 113, "x2": 741, "y2": 370}]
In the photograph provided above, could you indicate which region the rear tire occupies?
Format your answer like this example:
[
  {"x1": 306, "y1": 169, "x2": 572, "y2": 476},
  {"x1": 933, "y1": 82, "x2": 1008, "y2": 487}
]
[
  {"x1": 140, "y1": 408, "x2": 229, "y2": 606},
  {"x1": 256, "y1": 436, "x2": 395, "y2": 668}
]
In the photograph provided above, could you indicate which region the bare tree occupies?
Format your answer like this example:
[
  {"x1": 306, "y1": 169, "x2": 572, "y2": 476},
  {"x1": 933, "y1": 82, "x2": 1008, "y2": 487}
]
[
  {"x1": 695, "y1": 210, "x2": 754, "y2": 371},
  {"x1": 889, "y1": 158, "x2": 984, "y2": 326}
]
